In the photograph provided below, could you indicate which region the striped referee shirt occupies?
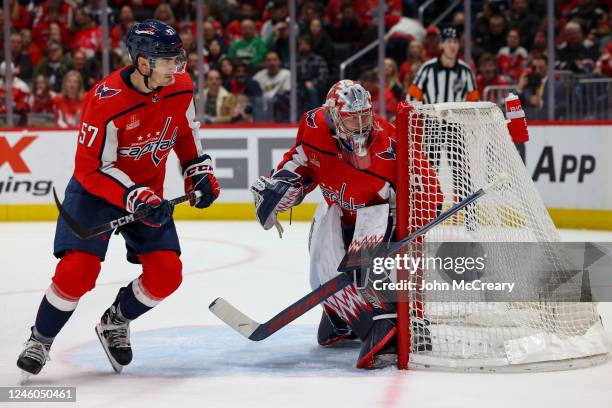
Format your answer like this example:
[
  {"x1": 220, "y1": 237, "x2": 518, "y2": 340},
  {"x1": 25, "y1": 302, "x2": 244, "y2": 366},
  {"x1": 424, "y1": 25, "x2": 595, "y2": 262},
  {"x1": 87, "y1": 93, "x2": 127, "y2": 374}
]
[{"x1": 408, "y1": 57, "x2": 479, "y2": 103}]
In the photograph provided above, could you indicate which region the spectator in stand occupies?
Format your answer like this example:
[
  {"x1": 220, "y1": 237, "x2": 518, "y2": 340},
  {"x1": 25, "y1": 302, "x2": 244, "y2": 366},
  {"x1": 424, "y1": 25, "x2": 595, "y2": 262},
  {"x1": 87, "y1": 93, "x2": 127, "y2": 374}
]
[
  {"x1": 267, "y1": 20, "x2": 290, "y2": 65},
  {"x1": 203, "y1": 20, "x2": 228, "y2": 54},
  {"x1": 517, "y1": 55, "x2": 566, "y2": 119},
  {"x1": 229, "y1": 62, "x2": 263, "y2": 99},
  {"x1": 297, "y1": 35, "x2": 328, "y2": 114},
  {"x1": 207, "y1": 39, "x2": 226, "y2": 70},
  {"x1": 70, "y1": 7, "x2": 102, "y2": 57},
  {"x1": 71, "y1": 50, "x2": 87, "y2": 78},
  {"x1": 477, "y1": 53, "x2": 511, "y2": 102},
  {"x1": 497, "y1": 28, "x2": 528, "y2": 82},
  {"x1": 32, "y1": 0, "x2": 74, "y2": 28},
  {"x1": 594, "y1": 42, "x2": 612, "y2": 77},
  {"x1": 32, "y1": 4, "x2": 70, "y2": 53},
  {"x1": 475, "y1": 0, "x2": 499, "y2": 43},
  {"x1": 34, "y1": 40, "x2": 74, "y2": 93},
  {"x1": 225, "y1": 3, "x2": 261, "y2": 43},
  {"x1": 384, "y1": 58, "x2": 403, "y2": 101},
  {"x1": 423, "y1": 26, "x2": 441, "y2": 59},
  {"x1": 8, "y1": 0, "x2": 30, "y2": 31},
  {"x1": 109, "y1": 49, "x2": 125, "y2": 72},
  {"x1": 261, "y1": 1, "x2": 289, "y2": 44},
  {"x1": 557, "y1": 21, "x2": 599, "y2": 73},
  {"x1": 507, "y1": 0, "x2": 540, "y2": 48},
  {"x1": 52, "y1": 70, "x2": 84, "y2": 128},
  {"x1": 179, "y1": 28, "x2": 195, "y2": 54},
  {"x1": 398, "y1": 40, "x2": 425, "y2": 83},
  {"x1": 49, "y1": 22, "x2": 67, "y2": 50},
  {"x1": 130, "y1": 0, "x2": 162, "y2": 21},
  {"x1": 0, "y1": 62, "x2": 29, "y2": 126},
  {"x1": 0, "y1": 61, "x2": 30, "y2": 95},
  {"x1": 481, "y1": 15, "x2": 508, "y2": 54},
  {"x1": 309, "y1": 18, "x2": 334, "y2": 66},
  {"x1": 186, "y1": 51, "x2": 200, "y2": 84},
  {"x1": 219, "y1": 57, "x2": 235, "y2": 90},
  {"x1": 253, "y1": 51, "x2": 291, "y2": 121},
  {"x1": 0, "y1": 8, "x2": 4, "y2": 46},
  {"x1": 228, "y1": 19, "x2": 268, "y2": 66},
  {"x1": 5, "y1": 32, "x2": 34, "y2": 82},
  {"x1": 598, "y1": 12, "x2": 612, "y2": 53},
  {"x1": 232, "y1": 93, "x2": 257, "y2": 123},
  {"x1": 28, "y1": 74, "x2": 56, "y2": 115},
  {"x1": 71, "y1": 49, "x2": 100, "y2": 91},
  {"x1": 20, "y1": 29, "x2": 42, "y2": 67},
  {"x1": 567, "y1": 0, "x2": 606, "y2": 34},
  {"x1": 402, "y1": 60, "x2": 423, "y2": 98},
  {"x1": 298, "y1": 1, "x2": 321, "y2": 34},
  {"x1": 331, "y1": 3, "x2": 366, "y2": 46},
  {"x1": 83, "y1": 0, "x2": 115, "y2": 26},
  {"x1": 202, "y1": 69, "x2": 236, "y2": 124},
  {"x1": 529, "y1": 30, "x2": 548, "y2": 60},
  {"x1": 452, "y1": 11, "x2": 465, "y2": 36},
  {"x1": 359, "y1": 69, "x2": 398, "y2": 119},
  {"x1": 153, "y1": 3, "x2": 177, "y2": 29},
  {"x1": 169, "y1": 0, "x2": 192, "y2": 24},
  {"x1": 111, "y1": 5, "x2": 136, "y2": 49}
]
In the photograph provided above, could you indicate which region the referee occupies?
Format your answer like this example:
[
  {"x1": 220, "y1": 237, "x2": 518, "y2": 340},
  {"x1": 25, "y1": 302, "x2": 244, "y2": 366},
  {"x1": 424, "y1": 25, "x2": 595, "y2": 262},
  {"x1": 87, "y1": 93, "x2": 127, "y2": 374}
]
[
  {"x1": 407, "y1": 27, "x2": 479, "y2": 103},
  {"x1": 407, "y1": 27, "x2": 479, "y2": 230}
]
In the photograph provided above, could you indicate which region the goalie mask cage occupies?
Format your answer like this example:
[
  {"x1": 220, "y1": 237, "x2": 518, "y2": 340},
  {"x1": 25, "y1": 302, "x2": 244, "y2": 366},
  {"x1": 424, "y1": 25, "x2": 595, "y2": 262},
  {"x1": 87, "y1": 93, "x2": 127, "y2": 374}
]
[{"x1": 394, "y1": 101, "x2": 610, "y2": 371}]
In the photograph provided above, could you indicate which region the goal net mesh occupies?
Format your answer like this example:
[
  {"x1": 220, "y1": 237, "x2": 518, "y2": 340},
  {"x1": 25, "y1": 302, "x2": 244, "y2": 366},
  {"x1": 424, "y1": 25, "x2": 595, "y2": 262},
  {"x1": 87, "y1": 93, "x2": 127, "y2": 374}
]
[{"x1": 394, "y1": 101, "x2": 609, "y2": 371}]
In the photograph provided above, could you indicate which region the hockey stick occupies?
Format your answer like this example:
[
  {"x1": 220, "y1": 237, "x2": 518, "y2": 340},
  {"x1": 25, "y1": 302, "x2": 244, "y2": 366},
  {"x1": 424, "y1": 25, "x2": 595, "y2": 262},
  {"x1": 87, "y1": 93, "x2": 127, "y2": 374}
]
[
  {"x1": 52, "y1": 188, "x2": 202, "y2": 240},
  {"x1": 209, "y1": 174, "x2": 508, "y2": 341}
]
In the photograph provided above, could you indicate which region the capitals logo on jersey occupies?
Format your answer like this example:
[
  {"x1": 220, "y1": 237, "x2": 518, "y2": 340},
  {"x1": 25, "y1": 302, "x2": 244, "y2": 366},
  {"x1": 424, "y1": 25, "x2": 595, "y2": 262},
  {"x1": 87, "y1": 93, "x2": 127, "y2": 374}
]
[
  {"x1": 118, "y1": 117, "x2": 177, "y2": 166},
  {"x1": 320, "y1": 182, "x2": 366, "y2": 211},
  {"x1": 95, "y1": 82, "x2": 121, "y2": 100},
  {"x1": 306, "y1": 108, "x2": 321, "y2": 128},
  {"x1": 376, "y1": 138, "x2": 396, "y2": 160}
]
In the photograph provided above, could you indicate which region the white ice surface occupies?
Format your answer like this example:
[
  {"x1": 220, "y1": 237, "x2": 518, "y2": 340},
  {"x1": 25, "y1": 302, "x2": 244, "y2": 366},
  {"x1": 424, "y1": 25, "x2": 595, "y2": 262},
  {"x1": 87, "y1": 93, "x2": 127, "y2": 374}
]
[{"x1": 0, "y1": 222, "x2": 611, "y2": 408}]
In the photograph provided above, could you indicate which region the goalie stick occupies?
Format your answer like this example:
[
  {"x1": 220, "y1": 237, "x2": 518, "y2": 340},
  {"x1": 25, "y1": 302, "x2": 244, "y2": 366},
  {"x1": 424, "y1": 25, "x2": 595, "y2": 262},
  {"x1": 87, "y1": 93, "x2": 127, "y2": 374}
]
[
  {"x1": 52, "y1": 188, "x2": 202, "y2": 240},
  {"x1": 209, "y1": 174, "x2": 508, "y2": 341}
]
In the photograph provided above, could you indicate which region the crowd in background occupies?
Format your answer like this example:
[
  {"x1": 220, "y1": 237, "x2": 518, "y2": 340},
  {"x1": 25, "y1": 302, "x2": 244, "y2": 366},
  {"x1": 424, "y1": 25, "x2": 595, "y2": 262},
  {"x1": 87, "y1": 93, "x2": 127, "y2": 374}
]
[{"x1": 0, "y1": 0, "x2": 611, "y2": 127}]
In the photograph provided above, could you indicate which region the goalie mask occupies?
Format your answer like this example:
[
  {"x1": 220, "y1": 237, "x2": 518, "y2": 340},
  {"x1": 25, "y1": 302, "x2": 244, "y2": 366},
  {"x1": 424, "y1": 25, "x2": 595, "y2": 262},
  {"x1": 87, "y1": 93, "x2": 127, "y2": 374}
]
[{"x1": 325, "y1": 80, "x2": 375, "y2": 169}]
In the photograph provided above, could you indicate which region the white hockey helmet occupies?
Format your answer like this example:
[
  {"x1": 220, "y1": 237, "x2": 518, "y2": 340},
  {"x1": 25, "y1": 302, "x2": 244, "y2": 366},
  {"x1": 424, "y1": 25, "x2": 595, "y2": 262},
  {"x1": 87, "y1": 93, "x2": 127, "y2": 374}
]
[{"x1": 325, "y1": 80, "x2": 375, "y2": 169}]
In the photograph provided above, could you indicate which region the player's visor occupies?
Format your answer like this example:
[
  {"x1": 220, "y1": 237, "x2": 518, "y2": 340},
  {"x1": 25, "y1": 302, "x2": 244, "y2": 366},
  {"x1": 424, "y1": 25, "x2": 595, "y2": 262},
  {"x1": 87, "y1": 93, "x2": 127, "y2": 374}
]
[{"x1": 150, "y1": 49, "x2": 187, "y2": 75}]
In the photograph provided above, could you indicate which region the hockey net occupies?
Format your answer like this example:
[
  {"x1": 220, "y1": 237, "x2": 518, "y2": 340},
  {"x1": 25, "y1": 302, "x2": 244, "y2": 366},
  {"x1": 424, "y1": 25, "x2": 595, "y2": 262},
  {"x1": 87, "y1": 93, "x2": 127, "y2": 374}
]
[{"x1": 394, "y1": 101, "x2": 610, "y2": 371}]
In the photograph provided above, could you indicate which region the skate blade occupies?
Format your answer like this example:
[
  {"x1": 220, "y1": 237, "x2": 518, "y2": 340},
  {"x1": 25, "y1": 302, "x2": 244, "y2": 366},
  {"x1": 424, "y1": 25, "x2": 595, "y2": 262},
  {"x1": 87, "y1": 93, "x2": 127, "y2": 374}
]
[{"x1": 95, "y1": 325, "x2": 123, "y2": 373}]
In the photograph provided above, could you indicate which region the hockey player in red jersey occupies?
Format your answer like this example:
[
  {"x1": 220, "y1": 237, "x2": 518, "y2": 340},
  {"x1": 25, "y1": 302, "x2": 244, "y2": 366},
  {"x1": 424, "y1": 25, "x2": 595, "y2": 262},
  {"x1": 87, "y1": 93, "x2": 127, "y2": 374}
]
[
  {"x1": 250, "y1": 80, "x2": 442, "y2": 368},
  {"x1": 17, "y1": 20, "x2": 220, "y2": 376}
]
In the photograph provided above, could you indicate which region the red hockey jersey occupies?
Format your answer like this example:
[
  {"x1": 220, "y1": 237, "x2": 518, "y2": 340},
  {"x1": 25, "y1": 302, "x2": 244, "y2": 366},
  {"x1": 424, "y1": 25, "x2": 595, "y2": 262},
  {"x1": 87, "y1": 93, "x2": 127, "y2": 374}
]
[
  {"x1": 278, "y1": 107, "x2": 442, "y2": 226},
  {"x1": 72, "y1": 66, "x2": 202, "y2": 208}
]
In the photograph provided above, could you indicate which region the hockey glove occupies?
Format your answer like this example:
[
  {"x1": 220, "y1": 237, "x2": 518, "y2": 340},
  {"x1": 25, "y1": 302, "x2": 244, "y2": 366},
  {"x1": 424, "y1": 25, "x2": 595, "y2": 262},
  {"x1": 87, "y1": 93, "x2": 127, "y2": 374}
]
[
  {"x1": 182, "y1": 154, "x2": 220, "y2": 209},
  {"x1": 250, "y1": 168, "x2": 305, "y2": 230},
  {"x1": 124, "y1": 185, "x2": 174, "y2": 227}
]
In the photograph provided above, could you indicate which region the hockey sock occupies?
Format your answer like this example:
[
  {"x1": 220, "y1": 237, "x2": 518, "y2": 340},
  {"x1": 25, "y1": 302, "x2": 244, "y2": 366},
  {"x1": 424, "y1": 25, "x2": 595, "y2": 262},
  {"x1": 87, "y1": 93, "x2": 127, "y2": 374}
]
[
  {"x1": 34, "y1": 286, "x2": 79, "y2": 341},
  {"x1": 117, "y1": 279, "x2": 160, "y2": 321}
]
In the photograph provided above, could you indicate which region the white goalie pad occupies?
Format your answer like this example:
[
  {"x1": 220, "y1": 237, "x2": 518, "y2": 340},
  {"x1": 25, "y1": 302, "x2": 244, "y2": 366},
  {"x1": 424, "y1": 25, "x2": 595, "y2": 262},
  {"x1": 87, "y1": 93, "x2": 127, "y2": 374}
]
[
  {"x1": 309, "y1": 203, "x2": 344, "y2": 290},
  {"x1": 309, "y1": 203, "x2": 390, "y2": 290}
]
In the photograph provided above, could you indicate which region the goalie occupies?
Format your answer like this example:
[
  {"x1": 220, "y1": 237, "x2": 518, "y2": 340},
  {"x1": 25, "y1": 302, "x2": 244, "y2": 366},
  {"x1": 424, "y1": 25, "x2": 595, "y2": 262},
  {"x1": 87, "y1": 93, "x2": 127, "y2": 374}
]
[{"x1": 250, "y1": 80, "x2": 442, "y2": 369}]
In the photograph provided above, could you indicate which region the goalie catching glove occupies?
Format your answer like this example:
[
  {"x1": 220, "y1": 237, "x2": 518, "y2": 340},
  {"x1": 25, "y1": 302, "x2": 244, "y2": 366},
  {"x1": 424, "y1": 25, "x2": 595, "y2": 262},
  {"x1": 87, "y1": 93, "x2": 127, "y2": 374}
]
[
  {"x1": 250, "y1": 169, "x2": 306, "y2": 230},
  {"x1": 182, "y1": 154, "x2": 220, "y2": 209},
  {"x1": 124, "y1": 185, "x2": 174, "y2": 227}
]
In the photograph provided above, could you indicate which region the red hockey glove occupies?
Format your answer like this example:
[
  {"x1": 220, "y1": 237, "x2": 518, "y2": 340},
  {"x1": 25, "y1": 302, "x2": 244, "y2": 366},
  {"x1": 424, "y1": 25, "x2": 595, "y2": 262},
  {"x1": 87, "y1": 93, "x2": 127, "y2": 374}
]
[
  {"x1": 124, "y1": 185, "x2": 174, "y2": 227},
  {"x1": 182, "y1": 154, "x2": 220, "y2": 209}
]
